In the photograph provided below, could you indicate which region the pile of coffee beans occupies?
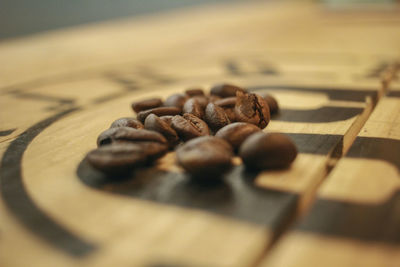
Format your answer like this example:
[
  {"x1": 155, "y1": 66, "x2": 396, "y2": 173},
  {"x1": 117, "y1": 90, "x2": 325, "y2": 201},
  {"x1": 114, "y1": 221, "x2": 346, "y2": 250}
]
[{"x1": 85, "y1": 83, "x2": 297, "y2": 178}]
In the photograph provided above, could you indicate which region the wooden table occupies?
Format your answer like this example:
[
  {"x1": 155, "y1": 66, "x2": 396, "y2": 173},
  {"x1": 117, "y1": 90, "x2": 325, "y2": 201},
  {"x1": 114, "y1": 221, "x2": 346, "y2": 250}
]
[{"x1": 1, "y1": 1, "x2": 399, "y2": 266}]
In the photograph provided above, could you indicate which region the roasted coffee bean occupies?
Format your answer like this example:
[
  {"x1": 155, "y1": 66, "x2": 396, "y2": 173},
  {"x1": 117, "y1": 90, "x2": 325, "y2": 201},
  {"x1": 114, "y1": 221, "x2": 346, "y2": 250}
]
[
  {"x1": 204, "y1": 102, "x2": 230, "y2": 132},
  {"x1": 185, "y1": 88, "x2": 205, "y2": 97},
  {"x1": 110, "y1": 117, "x2": 144, "y2": 129},
  {"x1": 159, "y1": 115, "x2": 174, "y2": 126},
  {"x1": 234, "y1": 91, "x2": 270, "y2": 129},
  {"x1": 214, "y1": 97, "x2": 236, "y2": 108},
  {"x1": 182, "y1": 98, "x2": 204, "y2": 119},
  {"x1": 215, "y1": 122, "x2": 261, "y2": 151},
  {"x1": 136, "y1": 107, "x2": 181, "y2": 122},
  {"x1": 215, "y1": 97, "x2": 237, "y2": 121},
  {"x1": 176, "y1": 136, "x2": 233, "y2": 178},
  {"x1": 223, "y1": 108, "x2": 236, "y2": 122},
  {"x1": 144, "y1": 114, "x2": 179, "y2": 147},
  {"x1": 239, "y1": 132, "x2": 297, "y2": 169},
  {"x1": 191, "y1": 95, "x2": 209, "y2": 108},
  {"x1": 208, "y1": 95, "x2": 221, "y2": 103},
  {"x1": 259, "y1": 93, "x2": 279, "y2": 115},
  {"x1": 163, "y1": 93, "x2": 188, "y2": 110},
  {"x1": 97, "y1": 127, "x2": 167, "y2": 147},
  {"x1": 171, "y1": 114, "x2": 210, "y2": 141},
  {"x1": 86, "y1": 142, "x2": 168, "y2": 174},
  {"x1": 131, "y1": 98, "x2": 162, "y2": 113},
  {"x1": 210, "y1": 83, "x2": 246, "y2": 98}
]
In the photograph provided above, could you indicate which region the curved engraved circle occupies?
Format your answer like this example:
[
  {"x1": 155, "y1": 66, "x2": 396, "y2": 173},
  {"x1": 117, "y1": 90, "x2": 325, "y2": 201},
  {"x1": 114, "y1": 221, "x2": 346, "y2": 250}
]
[{"x1": 0, "y1": 108, "x2": 97, "y2": 257}]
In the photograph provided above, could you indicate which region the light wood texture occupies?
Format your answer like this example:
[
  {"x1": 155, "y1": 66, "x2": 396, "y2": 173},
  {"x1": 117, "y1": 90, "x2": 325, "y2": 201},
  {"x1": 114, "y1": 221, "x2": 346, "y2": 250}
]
[{"x1": 1, "y1": 1, "x2": 400, "y2": 267}]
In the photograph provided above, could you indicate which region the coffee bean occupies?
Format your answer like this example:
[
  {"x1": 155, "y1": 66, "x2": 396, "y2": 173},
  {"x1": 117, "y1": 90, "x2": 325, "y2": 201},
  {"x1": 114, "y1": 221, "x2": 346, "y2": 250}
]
[
  {"x1": 97, "y1": 127, "x2": 167, "y2": 147},
  {"x1": 191, "y1": 95, "x2": 209, "y2": 108},
  {"x1": 159, "y1": 115, "x2": 174, "y2": 126},
  {"x1": 210, "y1": 83, "x2": 246, "y2": 98},
  {"x1": 239, "y1": 132, "x2": 297, "y2": 169},
  {"x1": 182, "y1": 98, "x2": 204, "y2": 119},
  {"x1": 171, "y1": 114, "x2": 210, "y2": 141},
  {"x1": 131, "y1": 98, "x2": 162, "y2": 113},
  {"x1": 260, "y1": 93, "x2": 279, "y2": 115},
  {"x1": 163, "y1": 93, "x2": 188, "y2": 110},
  {"x1": 208, "y1": 95, "x2": 222, "y2": 103},
  {"x1": 86, "y1": 142, "x2": 168, "y2": 174},
  {"x1": 185, "y1": 88, "x2": 205, "y2": 97},
  {"x1": 264, "y1": 95, "x2": 279, "y2": 115},
  {"x1": 136, "y1": 107, "x2": 181, "y2": 122},
  {"x1": 234, "y1": 91, "x2": 270, "y2": 129},
  {"x1": 215, "y1": 122, "x2": 261, "y2": 151},
  {"x1": 215, "y1": 97, "x2": 237, "y2": 121},
  {"x1": 176, "y1": 136, "x2": 233, "y2": 178},
  {"x1": 144, "y1": 114, "x2": 179, "y2": 147},
  {"x1": 110, "y1": 117, "x2": 144, "y2": 129},
  {"x1": 214, "y1": 97, "x2": 236, "y2": 108},
  {"x1": 204, "y1": 102, "x2": 230, "y2": 132}
]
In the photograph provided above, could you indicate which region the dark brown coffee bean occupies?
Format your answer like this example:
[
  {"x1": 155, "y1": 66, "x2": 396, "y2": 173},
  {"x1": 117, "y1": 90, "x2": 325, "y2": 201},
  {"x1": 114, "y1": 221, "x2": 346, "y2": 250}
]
[
  {"x1": 208, "y1": 95, "x2": 222, "y2": 103},
  {"x1": 239, "y1": 132, "x2": 297, "y2": 169},
  {"x1": 136, "y1": 107, "x2": 181, "y2": 122},
  {"x1": 204, "y1": 102, "x2": 230, "y2": 132},
  {"x1": 214, "y1": 97, "x2": 237, "y2": 122},
  {"x1": 176, "y1": 136, "x2": 233, "y2": 178},
  {"x1": 86, "y1": 142, "x2": 168, "y2": 174},
  {"x1": 263, "y1": 94, "x2": 279, "y2": 115},
  {"x1": 110, "y1": 117, "x2": 144, "y2": 129},
  {"x1": 182, "y1": 98, "x2": 204, "y2": 119},
  {"x1": 171, "y1": 114, "x2": 210, "y2": 141},
  {"x1": 185, "y1": 88, "x2": 205, "y2": 97},
  {"x1": 191, "y1": 95, "x2": 209, "y2": 108},
  {"x1": 234, "y1": 91, "x2": 270, "y2": 129},
  {"x1": 159, "y1": 115, "x2": 173, "y2": 126},
  {"x1": 223, "y1": 108, "x2": 236, "y2": 122},
  {"x1": 210, "y1": 83, "x2": 246, "y2": 98},
  {"x1": 131, "y1": 98, "x2": 162, "y2": 113},
  {"x1": 97, "y1": 127, "x2": 167, "y2": 147},
  {"x1": 215, "y1": 122, "x2": 261, "y2": 151},
  {"x1": 144, "y1": 114, "x2": 179, "y2": 147},
  {"x1": 163, "y1": 93, "x2": 188, "y2": 110},
  {"x1": 214, "y1": 97, "x2": 236, "y2": 108}
]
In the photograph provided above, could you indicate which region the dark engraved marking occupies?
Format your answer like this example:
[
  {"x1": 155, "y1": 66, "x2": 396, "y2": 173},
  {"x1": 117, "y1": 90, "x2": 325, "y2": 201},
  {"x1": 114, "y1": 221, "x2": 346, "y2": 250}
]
[
  {"x1": 347, "y1": 136, "x2": 400, "y2": 171},
  {"x1": 224, "y1": 60, "x2": 242, "y2": 76},
  {"x1": 0, "y1": 108, "x2": 97, "y2": 257},
  {"x1": 365, "y1": 62, "x2": 389, "y2": 79},
  {"x1": 276, "y1": 106, "x2": 363, "y2": 123},
  {"x1": 284, "y1": 133, "x2": 342, "y2": 155},
  {"x1": 387, "y1": 91, "x2": 400, "y2": 98},
  {"x1": 250, "y1": 85, "x2": 377, "y2": 102},
  {"x1": 136, "y1": 67, "x2": 176, "y2": 84},
  {"x1": 287, "y1": 134, "x2": 400, "y2": 172},
  {"x1": 0, "y1": 128, "x2": 16, "y2": 136},
  {"x1": 77, "y1": 163, "x2": 298, "y2": 230},
  {"x1": 297, "y1": 134, "x2": 400, "y2": 244},
  {"x1": 103, "y1": 72, "x2": 139, "y2": 90},
  {"x1": 13, "y1": 91, "x2": 75, "y2": 105},
  {"x1": 255, "y1": 65, "x2": 279, "y2": 76},
  {"x1": 298, "y1": 190, "x2": 400, "y2": 244},
  {"x1": 224, "y1": 59, "x2": 279, "y2": 76},
  {"x1": 92, "y1": 91, "x2": 137, "y2": 104}
]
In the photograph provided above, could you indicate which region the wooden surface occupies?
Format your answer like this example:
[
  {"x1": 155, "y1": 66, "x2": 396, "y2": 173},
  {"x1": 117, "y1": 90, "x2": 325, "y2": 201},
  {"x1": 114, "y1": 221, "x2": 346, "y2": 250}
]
[{"x1": 1, "y1": 1, "x2": 400, "y2": 267}]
